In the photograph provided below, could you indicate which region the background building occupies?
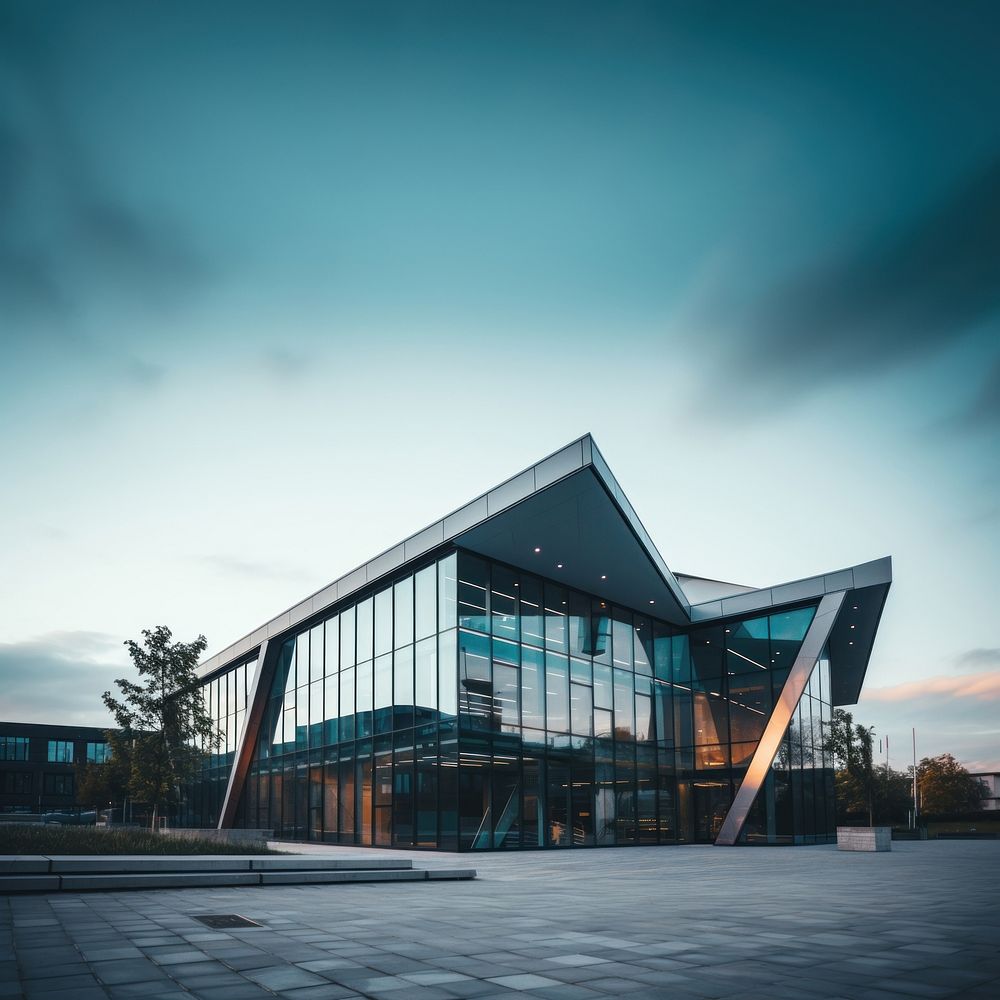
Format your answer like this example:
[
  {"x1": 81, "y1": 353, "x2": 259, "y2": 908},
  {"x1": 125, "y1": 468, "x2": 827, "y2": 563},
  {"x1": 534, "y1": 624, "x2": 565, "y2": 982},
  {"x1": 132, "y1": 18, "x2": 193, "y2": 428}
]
[
  {"x1": 972, "y1": 773, "x2": 1000, "y2": 811},
  {"x1": 0, "y1": 721, "x2": 109, "y2": 817},
  {"x1": 185, "y1": 435, "x2": 891, "y2": 848}
]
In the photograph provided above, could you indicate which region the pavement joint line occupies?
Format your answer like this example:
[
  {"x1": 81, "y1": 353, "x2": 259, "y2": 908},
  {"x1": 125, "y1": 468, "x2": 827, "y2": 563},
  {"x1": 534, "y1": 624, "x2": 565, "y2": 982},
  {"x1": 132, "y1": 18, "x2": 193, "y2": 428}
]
[{"x1": 3, "y1": 841, "x2": 998, "y2": 1000}]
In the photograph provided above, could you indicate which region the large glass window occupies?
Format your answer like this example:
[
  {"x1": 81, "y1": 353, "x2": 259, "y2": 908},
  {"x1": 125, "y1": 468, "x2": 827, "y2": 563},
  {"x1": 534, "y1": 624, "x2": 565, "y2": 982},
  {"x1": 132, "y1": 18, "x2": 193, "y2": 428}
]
[
  {"x1": 612, "y1": 608, "x2": 633, "y2": 669},
  {"x1": 394, "y1": 577, "x2": 413, "y2": 649},
  {"x1": 491, "y1": 566, "x2": 519, "y2": 642},
  {"x1": 568, "y1": 592, "x2": 590, "y2": 658},
  {"x1": 374, "y1": 588, "x2": 393, "y2": 656},
  {"x1": 570, "y1": 682, "x2": 594, "y2": 737},
  {"x1": 0, "y1": 736, "x2": 29, "y2": 761},
  {"x1": 438, "y1": 553, "x2": 457, "y2": 630},
  {"x1": 521, "y1": 646, "x2": 545, "y2": 729},
  {"x1": 43, "y1": 772, "x2": 74, "y2": 795},
  {"x1": 356, "y1": 597, "x2": 374, "y2": 663},
  {"x1": 545, "y1": 653, "x2": 570, "y2": 733},
  {"x1": 458, "y1": 554, "x2": 489, "y2": 632},
  {"x1": 86, "y1": 742, "x2": 109, "y2": 764},
  {"x1": 340, "y1": 606, "x2": 356, "y2": 668},
  {"x1": 613, "y1": 669, "x2": 634, "y2": 738},
  {"x1": 47, "y1": 740, "x2": 74, "y2": 763},
  {"x1": 415, "y1": 565, "x2": 436, "y2": 640},
  {"x1": 438, "y1": 629, "x2": 458, "y2": 718},
  {"x1": 544, "y1": 584, "x2": 568, "y2": 652},
  {"x1": 309, "y1": 623, "x2": 324, "y2": 684},
  {"x1": 519, "y1": 577, "x2": 544, "y2": 647},
  {"x1": 415, "y1": 636, "x2": 437, "y2": 718}
]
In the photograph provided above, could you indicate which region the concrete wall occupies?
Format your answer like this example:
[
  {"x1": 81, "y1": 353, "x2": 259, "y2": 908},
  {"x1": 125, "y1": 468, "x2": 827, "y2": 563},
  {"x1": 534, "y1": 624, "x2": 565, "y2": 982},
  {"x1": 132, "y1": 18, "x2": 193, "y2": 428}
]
[{"x1": 837, "y1": 826, "x2": 892, "y2": 851}]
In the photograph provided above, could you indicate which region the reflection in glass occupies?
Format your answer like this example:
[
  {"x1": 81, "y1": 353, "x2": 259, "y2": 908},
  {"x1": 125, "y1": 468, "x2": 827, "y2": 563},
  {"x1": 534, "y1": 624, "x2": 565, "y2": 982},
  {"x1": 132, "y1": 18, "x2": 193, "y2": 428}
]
[
  {"x1": 545, "y1": 653, "x2": 570, "y2": 733},
  {"x1": 415, "y1": 565, "x2": 436, "y2": 640},
  {"x1": 491, "y1": 565, "x2": 519, "y2": 642},
  {"x1": 458, "y1": 554, "x2": 489, "y2": 632},
  {"x1": 394, "y1": 577, "x2": 413, "y2": 649},
  {"x1": 544, "y1": 584, "x2": 568, "y2": 652}
]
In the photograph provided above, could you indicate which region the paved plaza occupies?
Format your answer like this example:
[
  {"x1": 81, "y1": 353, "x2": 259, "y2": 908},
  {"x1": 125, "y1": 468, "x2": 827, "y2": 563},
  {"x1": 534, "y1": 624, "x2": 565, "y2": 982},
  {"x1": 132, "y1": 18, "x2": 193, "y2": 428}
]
[{"x1": 2, "y1": 840, "x2": 999, "y2": 1000}]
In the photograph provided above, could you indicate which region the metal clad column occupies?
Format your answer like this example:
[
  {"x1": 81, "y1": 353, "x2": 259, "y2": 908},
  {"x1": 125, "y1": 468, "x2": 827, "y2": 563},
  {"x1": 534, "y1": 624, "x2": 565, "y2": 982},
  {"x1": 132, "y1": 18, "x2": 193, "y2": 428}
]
[
  {"x1": 714, "y1": 590, "x2": 846, "y2": 846},
  {"x1": 217, "y1": 638, "x2": 279, "y2": 830}
]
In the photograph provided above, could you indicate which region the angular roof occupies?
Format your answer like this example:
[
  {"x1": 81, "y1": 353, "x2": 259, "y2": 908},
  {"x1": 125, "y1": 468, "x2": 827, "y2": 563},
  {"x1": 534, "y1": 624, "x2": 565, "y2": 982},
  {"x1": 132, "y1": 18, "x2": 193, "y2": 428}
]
[{"x1": 198, "y1": 433, "x2": 890, "y2": 705}]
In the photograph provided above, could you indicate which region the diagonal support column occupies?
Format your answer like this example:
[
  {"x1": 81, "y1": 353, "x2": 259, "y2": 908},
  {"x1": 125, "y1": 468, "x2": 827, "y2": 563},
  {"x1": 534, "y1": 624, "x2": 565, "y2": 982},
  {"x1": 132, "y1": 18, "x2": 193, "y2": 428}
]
[
  {"x1": 218, "y1": 638, "x2": 280, "y2": 829},
  {"x1": 715, "y1": 590, "x2": 846, "y2": 846}
]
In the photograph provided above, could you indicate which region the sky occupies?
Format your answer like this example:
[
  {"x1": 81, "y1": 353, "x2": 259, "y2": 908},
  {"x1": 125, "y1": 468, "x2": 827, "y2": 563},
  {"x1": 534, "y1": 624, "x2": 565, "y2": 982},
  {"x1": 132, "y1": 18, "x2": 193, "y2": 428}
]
[{"x1": 1, "y1": 0, "x2": 998, "y2": 772}]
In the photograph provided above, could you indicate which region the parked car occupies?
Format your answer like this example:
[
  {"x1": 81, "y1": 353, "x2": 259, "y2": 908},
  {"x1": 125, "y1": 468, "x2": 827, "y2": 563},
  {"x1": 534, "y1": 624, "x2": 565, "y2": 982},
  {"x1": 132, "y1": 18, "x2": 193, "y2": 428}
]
[{"x1": 42, "y1": 811, "x2": 97, "y2": 825}]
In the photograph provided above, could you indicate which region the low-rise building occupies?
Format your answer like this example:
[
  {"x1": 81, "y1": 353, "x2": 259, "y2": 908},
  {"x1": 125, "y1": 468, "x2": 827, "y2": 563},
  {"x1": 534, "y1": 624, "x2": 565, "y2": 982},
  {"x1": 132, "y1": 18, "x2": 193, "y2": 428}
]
[{"x1": 0, "y1": 722, "x2": 109, "y2": 817}]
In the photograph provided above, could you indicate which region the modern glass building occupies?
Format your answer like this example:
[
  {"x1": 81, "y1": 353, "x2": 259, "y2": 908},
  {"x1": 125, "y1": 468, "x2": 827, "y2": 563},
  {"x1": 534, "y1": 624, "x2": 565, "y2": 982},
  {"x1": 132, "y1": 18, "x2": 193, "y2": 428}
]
[{"x1": 185, "y1": 435, "x2": 890, "y2": 848}]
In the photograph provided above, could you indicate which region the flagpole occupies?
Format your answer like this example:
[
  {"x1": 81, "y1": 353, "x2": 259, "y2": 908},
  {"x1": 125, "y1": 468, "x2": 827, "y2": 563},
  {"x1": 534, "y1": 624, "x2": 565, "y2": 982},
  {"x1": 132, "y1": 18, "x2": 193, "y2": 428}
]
[{"x1": 912, "y1": 727, "x2": 918, "y2": 828}]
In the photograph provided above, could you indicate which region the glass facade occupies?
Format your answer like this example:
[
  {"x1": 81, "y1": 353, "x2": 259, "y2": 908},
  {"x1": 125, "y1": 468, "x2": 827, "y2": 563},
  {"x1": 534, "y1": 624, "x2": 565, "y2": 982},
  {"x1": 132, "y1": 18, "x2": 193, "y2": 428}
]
[
  {"x1": 47, "y1": 740, "x2": 74, "y2": 763},
  {"x1": 181, "y1": 657, "x2": 255, "y2": 827},
  {"x1": 188, "y1": 549, "x2": 836, "y2": 847},
  {"x1": 0, "y1": 737, "x2": 29, "y2": 761}
]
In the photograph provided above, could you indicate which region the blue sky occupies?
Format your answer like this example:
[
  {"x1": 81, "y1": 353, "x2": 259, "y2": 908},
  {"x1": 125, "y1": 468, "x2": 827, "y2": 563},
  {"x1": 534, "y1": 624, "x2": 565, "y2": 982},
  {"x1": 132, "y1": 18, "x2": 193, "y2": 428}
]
[{"x1": 1, "y1": 1, "x2": 998, "y2": 771}]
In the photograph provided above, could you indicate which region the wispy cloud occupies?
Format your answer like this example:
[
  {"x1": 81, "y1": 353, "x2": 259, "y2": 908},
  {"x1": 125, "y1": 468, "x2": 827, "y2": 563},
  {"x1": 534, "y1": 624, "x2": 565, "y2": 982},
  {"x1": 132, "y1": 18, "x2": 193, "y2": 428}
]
[
  {"x1": 201, "y1": 553, "x2": 313, "y2": 584},
  {"x1": 864, "y1": 670, "x2": 1000, "y2": 703}
]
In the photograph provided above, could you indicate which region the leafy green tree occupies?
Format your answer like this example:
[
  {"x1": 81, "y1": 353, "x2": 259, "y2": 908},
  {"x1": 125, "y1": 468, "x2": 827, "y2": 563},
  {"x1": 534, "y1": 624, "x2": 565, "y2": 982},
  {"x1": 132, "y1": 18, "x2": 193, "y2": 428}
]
[
  {"x1": 103, "y1": 626, "x2": 218, "y2": 830},
  {"x1": 75, "y1": 731, "x2": 134, "y2": 821},
  {"x1": 822, "y1": 708, "x2": 875, "y2": 825},
  {"x1": 917, "y1": 753, "x2": 984, "y2": 814}
]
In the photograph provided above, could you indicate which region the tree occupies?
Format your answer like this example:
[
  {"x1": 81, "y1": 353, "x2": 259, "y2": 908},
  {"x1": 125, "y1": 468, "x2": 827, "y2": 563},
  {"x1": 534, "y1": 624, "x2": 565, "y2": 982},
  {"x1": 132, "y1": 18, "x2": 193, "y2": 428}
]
[
  {"x1": 75, "y1": 731, "x2": 133, "y2": 821},
  {"x1": 822, "y1": 708, "x2": 875, "y2": 825},
  {"x1": 103, "y1": 626, "x2": 218, "y2": 831},
  {"x1": 917, "y1": 753, "x2": 984, "y2": 814}
]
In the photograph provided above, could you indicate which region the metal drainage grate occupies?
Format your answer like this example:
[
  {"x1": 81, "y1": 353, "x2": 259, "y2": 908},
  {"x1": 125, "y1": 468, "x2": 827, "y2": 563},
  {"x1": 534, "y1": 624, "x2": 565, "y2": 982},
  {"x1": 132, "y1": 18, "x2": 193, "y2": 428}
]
[{"x1": 193, "y1": 914, "x2": 264, "y2": 929}]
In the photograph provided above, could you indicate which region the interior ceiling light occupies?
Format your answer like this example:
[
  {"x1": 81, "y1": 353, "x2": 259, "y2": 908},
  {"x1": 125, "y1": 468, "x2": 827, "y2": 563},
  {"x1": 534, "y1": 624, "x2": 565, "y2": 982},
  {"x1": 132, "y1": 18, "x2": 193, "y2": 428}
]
[
  {"x1": 556, "y1": 563, "x2": 563, "y2": 569},
  {"x1": 601, "y1": 574, "x2": 607, "y2": 580},
  {"x1": 533, "y1": 547, "x2": 541, "y2": 553},
  {"x1": 649, "y1": 600, "x2": 655, "y2": 605}
]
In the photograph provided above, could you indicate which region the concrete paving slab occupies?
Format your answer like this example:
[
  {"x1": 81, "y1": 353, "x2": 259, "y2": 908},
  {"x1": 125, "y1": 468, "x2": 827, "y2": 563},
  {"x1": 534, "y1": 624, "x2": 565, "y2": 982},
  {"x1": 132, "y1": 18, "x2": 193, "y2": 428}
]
[{"x1": 1, "y1": 840, "x2": 998, "y2": 999}]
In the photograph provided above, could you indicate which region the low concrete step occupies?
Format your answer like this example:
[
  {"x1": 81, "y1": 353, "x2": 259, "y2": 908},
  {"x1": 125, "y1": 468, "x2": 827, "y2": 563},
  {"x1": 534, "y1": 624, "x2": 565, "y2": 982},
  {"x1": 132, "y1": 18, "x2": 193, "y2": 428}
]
[
  {"x1": 259, "y1": 869, "x2": 427, "y2": 885},
  {"x1": 0, "y1": 856, "x2": 49, "y2": 874},
  {"x1": 0, "y1": 854, "x2": 414, "y2": 875},
  {"x1": 0, "y1": 864, "x2": 475, "y2": 893},
  {"x1": 60, "y1": 871, "x2": 262, "y2": 891},
  {"x1": 249, "y1": 857, "x2": 412, "y2": 871},
  {"x1": 0, "y1": 855, "x2": 476, "y2": 893}
]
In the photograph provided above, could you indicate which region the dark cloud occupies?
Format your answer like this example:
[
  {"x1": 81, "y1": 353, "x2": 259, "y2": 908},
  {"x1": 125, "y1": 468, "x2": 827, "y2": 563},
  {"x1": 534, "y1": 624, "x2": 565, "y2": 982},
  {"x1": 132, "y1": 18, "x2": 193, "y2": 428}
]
[
  {"x1": 957, "y1": 648, "x2": 1000, "y2": 672},
  {"x1": 0, "y1": 16, "x2": 210, "y2": 343},
  {"x1": 0, "y1": 631, "x2": 126, "y2": 726},
  {"x1": 122, "y1": 358, "x2": 167, "y2": 389},
  {"x1": 718, "y1": 157, "x2": 1000, "y2": 408},
  {"x1": 949, "y1": 358, "x2": 1000, "y2": 431},
  {"x1": 0, "y1": 246, "x2": 71, "y2": 323},
  {"x1": 260, "y1": 349, "x2": 313, "y2": 382}
]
